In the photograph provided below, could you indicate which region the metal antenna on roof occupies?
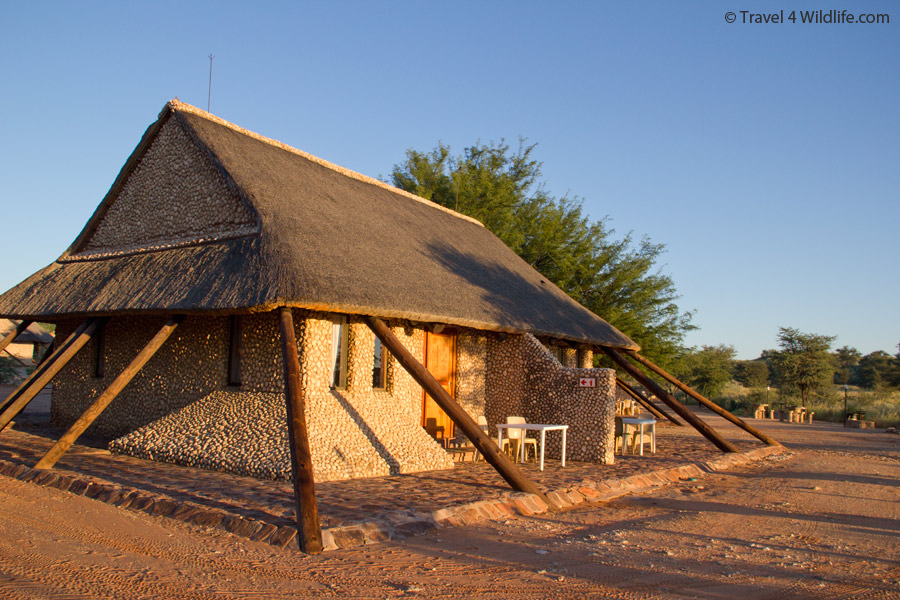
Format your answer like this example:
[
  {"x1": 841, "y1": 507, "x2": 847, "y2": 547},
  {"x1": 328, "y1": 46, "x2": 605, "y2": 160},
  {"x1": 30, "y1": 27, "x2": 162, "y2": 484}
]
[{"x1": 207, "y1": 53, "x2": 215, "y2": 112}]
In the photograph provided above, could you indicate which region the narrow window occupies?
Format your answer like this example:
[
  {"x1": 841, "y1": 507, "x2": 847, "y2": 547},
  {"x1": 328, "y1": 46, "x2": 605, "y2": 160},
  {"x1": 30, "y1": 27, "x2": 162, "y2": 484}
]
[
  {"x1": 330, "y1": 316, "x2": 349, "y2": 389},
  {"x1": 94, "y1": 321, "x2": 107, "y2": 378},
  {"x1": 228, "y1": 315, "x2": 242, "y2": 386},
  {"x1": 372, "y1": 336, "x2": 387, "y2": 389}
]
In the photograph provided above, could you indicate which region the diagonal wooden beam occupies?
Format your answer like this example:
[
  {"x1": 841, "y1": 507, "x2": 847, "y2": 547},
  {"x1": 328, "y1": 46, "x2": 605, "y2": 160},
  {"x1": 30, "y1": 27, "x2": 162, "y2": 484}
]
[
  {"x1": 0, "y1": 319, "x2": 92, "y2": 416},
  {"x1": 366, "y1": 317, "x2": 550, "y2": 504},
  {"x1": 36, "y1": 341, "x2": 56, "y2": 368},
  {"x1": 278, "y1": 307, "x2": 323, "y2": 555},
  {"x1": 601, "y1": 347, "x2": 739, "y2": 453},
  {"x1": 0, "y1": 320, "x2": 33, "y2": 355},
  {"x1": 34, "y1": 316, "x2": 185, "y2": 470},
  {"x1": 0, "y1": 318, "x2": 105, "y2": 434},
  {"x1": 625, "y1": 351, "x2": 782, "y2": 447},
  {"x1": 615, "y1": 377, "x2": 680, "y2": 425}
]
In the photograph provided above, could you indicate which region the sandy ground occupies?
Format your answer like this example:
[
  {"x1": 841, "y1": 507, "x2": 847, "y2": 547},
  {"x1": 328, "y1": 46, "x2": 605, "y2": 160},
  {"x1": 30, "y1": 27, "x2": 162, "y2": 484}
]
[{"x1": 0, "y1": 423, "x2": 898, "y2": 599}]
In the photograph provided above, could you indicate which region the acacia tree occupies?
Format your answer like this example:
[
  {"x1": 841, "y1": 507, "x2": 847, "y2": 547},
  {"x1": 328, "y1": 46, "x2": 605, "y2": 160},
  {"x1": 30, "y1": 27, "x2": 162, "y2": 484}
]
[
  {"x1": 733, "y1": 359, "x2": 770, "y2": 389},
  {"x1": 857, "y1": 351, "x2": 900, "y2": 390},
  {"x1": 832, "y1": 345, "x2": 861, "y2": 385},
  {"x1": 771, "y1": 327, "x2": 836, "y2": 406},
  {"x1": 391, "y1": 140, "x2": 694, "y2": 365},
  {"x1": 672, "y1": 345, "x2": 736, "y2": 398}
]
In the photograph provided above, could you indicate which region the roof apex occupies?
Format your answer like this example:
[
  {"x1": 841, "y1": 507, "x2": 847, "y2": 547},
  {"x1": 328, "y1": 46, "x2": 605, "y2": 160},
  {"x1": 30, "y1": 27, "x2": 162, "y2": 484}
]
[{"x1": 162, "y1": 99, "x2": 484, "y2": 228}]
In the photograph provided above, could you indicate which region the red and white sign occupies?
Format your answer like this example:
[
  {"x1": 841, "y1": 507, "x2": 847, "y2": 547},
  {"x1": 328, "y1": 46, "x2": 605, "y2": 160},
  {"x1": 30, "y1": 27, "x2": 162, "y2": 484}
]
[{"x1": 579, "y1": 377, "x2": 596, "y2": 388}]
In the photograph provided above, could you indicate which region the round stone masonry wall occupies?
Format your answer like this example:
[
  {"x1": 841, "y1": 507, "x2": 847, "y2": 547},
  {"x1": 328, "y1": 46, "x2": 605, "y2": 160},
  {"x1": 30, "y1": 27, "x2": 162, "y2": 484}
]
[
  {"x1": 79, "y1": 116, "x2": 257, "y2": 257},
  {"x1": 484, "y1": 333, "x2": 616, "y2": 465}
]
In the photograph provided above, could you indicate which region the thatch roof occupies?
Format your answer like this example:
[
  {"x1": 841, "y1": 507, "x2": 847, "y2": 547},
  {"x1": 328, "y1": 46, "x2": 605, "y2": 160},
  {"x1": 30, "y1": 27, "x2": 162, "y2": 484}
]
[
  {"x1": 0, "y1": 100, "x2": 638, "y2": 350},
  {"x1": 0, "y1": 319, "x2": 53, "y2": 344}
]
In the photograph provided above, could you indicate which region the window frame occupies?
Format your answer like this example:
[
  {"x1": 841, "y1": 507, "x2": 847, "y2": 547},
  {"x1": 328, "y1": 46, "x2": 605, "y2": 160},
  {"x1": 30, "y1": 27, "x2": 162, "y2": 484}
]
[
  {"x1": 372, "y1": 335, "x2": 387, "y2": 390},
  {"x1": 330, "y1": 316, "x2": 349, "y2": 390}
]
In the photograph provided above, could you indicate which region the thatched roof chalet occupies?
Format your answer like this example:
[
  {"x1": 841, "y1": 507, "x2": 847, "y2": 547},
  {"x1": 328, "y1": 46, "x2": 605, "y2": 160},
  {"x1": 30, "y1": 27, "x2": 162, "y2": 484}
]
[
  {"x1": 0, "y1": 319, "x2": 53, "y2": 345},
  {"x1": 0, "y1": 100, "x2": 637, "y2": 351}
]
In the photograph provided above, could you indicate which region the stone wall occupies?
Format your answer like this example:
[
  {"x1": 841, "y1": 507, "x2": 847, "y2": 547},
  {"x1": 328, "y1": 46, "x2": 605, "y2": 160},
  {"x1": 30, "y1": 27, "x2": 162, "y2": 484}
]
[
  {"x1": 53, "y1": 314, "x2": 614, "y2": 482},
  {"x1": 77, "y1": 116, "x2": 257, "y2": 258},
  {"x1": 484, "y1": 334, "x2": 616, "y2": 464},
  {"x1": 453, "y1": 330, "x2": 488, "y2": 425},
  {"x1": 56, "y1": 312, "x2": 452, "y2": 483},
  {"x1": 577, "y1": 348, "x2": 594, "y2": 369},
  {"x1": 53, "y1": 316, "x2": 232, "y2": 435}
]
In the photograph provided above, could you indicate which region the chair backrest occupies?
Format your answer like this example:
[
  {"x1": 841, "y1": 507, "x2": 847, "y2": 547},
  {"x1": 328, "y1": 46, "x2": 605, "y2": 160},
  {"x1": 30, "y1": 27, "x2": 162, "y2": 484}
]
[
  {"x1": 477, "y1": 415, "x2": 488, "y2": 426},
  {"x1": 507, "y1": 416, "x2": 526, "y2": 440},
  {"x1": 424, "y1": 418, "x2": 441, "y2": 438}
]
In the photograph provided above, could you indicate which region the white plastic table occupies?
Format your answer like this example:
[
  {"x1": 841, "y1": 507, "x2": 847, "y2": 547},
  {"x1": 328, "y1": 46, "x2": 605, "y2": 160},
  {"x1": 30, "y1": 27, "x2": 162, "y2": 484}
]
[
  {"x1": 496, "y1": 423, "x2": 568, "y2": 470},
  {"x1": 620, "y1": 416, "x2": 656, "y2": 455}
]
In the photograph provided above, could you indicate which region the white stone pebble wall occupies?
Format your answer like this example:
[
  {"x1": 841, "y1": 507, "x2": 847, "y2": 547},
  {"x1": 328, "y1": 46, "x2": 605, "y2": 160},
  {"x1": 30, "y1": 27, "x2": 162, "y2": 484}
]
[
  {"x1": 484, "y1": 334, "x2": 616, "y2": 464},
  {"x1": 78, "y1": 116, "x2": 257, "y2": 258}
]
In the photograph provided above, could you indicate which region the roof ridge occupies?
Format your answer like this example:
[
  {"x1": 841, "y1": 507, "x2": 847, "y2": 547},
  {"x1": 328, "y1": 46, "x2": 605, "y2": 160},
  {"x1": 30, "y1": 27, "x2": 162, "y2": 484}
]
[{"x1": 165, "y1": 99, "x2": 485, "y2": 228}]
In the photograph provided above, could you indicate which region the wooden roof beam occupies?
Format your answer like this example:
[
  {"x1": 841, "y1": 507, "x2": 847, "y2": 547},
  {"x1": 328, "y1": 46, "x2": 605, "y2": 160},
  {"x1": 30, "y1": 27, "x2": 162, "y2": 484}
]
[
  {"x1": 624, "y1": 350, "x2": 781, "y2": 447},
  {"x1": 0, "y1": 320, "x2": 33, "y2": 354},
  {"x1": 600, "y1": 347, "x2": 739, "y2": 453},
  {"x1": 615, "y1": 377, "x2": 680, "y2": 425}
]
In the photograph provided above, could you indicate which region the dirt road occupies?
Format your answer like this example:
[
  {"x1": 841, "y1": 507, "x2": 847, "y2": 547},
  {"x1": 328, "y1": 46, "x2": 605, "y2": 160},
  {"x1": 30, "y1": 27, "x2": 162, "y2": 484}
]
[{"x1": 0, "y1": 423, "x2": 897, "y2": 599}]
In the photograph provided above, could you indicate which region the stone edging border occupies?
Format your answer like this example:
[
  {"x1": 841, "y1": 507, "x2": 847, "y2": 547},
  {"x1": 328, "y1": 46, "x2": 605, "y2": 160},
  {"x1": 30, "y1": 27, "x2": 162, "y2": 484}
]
[{"x1": 0, "y1": 444, "x2": 789, "y2": 552}]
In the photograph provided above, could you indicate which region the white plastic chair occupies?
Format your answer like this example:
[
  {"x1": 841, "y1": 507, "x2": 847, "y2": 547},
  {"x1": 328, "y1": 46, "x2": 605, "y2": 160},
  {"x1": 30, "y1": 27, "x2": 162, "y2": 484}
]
[
  {"x1": 614, "y1": 416, "x2": 626, "y2": 454},
  {"x1": 503, "y1": 416, "x2": 537, "y2": 462}
]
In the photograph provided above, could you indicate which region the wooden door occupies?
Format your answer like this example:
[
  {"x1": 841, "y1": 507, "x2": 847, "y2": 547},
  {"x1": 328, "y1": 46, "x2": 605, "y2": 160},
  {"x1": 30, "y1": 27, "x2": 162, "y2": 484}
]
[{"x1": 422, "y1": 330, "x2": 456, "y2": 439}]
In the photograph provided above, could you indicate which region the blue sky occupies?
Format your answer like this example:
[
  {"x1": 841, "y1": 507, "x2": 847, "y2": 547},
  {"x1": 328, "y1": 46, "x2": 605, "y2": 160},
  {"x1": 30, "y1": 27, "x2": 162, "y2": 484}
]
[{"x1": 1, "y1": 1, "x2": 897, "y2": 359}]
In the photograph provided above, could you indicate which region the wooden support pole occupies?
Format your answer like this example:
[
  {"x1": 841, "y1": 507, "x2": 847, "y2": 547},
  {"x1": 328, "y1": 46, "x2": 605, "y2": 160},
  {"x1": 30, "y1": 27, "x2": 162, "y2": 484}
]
[
  {"x1": 0, "y1": 319, "x2": 92, "y2": 416},
  {"x1": 278, "y1": 307, "x2": 323, "y2": 555},
  {"x1": 615, "y1": 377, "x2": 679, "y2": 425},
  {"x1": 616, "y1": 377, "x2": 676, "y2": 424},
  {"x1": 0, "y1": 318, "x2": 104, "y2": 434},
  {"x1": 601, "y1": 347, "x2": 739, "y2": 453},
  {"x1": 366, "y1": 316, "x2": 549, "y2": 503},
  {"x1": 0, "y1": 320, "x2": 33, "y2": 354},
  {"x1": 36, "y1": 341, "x2": 55, "y2": 368},
  {"x1": 34, "y1": 316, "x2": 184, "y2": 470},
  {"x1": 625, "y1": 351, "x2": 782, "y2": 447}
]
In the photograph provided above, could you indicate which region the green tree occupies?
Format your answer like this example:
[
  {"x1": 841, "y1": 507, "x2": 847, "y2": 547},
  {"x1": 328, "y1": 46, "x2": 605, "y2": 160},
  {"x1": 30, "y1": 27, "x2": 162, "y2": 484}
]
[
  {"x1": 672, "y1": 345, "x2": 736, "y2": 398},
  {"x1": 0, "y1": 357, "x2": 19, "y2": 385},
  {"x1": 733, "y1": 359, "x2": 770, "y2": 389},
  {"x1": 832, "y1": 345, "x2": 861, "y2": 385},
  {"x1": 770, "y1": 327, "x2": 836, "y2": 406},
  {"x1": 392, "y1": 140, "x2": 694, "y2": 365},
  {"x1": 857, "y1": 351, "x2": 900, "y2": 390}
]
